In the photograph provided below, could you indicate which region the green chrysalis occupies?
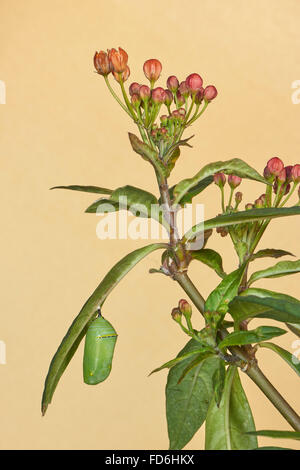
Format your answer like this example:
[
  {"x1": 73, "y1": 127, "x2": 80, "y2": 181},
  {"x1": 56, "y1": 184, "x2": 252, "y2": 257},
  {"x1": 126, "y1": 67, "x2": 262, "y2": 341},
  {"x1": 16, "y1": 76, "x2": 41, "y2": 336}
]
[{"x1": 83, "y1": 311, "x2": 118, "y2": 385}]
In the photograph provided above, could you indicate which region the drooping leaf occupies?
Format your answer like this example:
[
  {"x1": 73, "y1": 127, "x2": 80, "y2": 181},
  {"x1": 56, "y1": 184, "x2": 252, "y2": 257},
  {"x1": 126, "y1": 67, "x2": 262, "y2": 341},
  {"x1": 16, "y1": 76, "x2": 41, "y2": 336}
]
[
  {"x1": 128, "y1": 133, "x2": 169, "y2": 178},
  {"x1": 248, "y1": 260, "x2": 300, "y2": 286},
  {"x1": 191, "y1": 248, "x2": 226, "y2": 278},
  {"x1": 218, "y1": 326, "x2": 286, "y2": 349},
  {"x1": 184, "y1": 206, "x2": 300, "y2": 242},
  {"x1": 258, "y1": 342, "x2": 300, "y2": 377},
  {"x1": 205, "y1": 265, "x2": 246, "y2": 314},
  {"x1": 166, "y1": 338, "x2": 221, "y2": 450},
  {"x1": 205, "y1": 366, "x2": 257, "y2": 450},
  {"x1": 228, "y1": 288, "x2": 300, "y2": 324},
  {"x1": 173, "y1": 158, "x2": 266, "y2": 205},
  {"x1": 251, "y1": 249, "x2": 295, "y2": 261},
  {"x1": 246, "y1": 430, "x2": 300, "y2": 440},
  {"x1": 50, "y1": 185, "x2": 113, "y2": 194},
  {"x1": 149, "y1": 349, "x2": 207, "y2": 375},
  {"x1": 85, "y1": 198, "x2": 119, "y2": 213},
  {"x1": 41, "y1": 243, "x2": 167, "y2": 416}
]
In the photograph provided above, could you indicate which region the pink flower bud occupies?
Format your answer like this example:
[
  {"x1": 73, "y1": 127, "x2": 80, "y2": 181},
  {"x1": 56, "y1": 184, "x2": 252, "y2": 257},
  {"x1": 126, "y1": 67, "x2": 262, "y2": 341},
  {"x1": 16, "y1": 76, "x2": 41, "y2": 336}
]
[
  {"x1": 267, "y1": 157, "x2": 284, "y2": 177},
  {"x1": 273, "y1": 180, "x2": 290, "y2": 195},
  {"x1": 164, "y1": 89, "x2": 173, "y2": 106},
  {"x1": 113, "y1": 65, "x2": 130, "y2": 83},
  {"x1": 263, "y1": 166, "x2": 272, "y2": 181},
  {"x1": 245, "y1": 203, "x2": 254, "y2": 210},
  {"x1": 178, "y1": 299, "x2": 192, "y2": 317},
  {"x1": 235, "y1": 192, "x2": 243, "y2": 204},
  {"x1": 160, "y1": 127, "x2": 168, "y2": 136},
  {"x1": 94, "y1": 50, "x2": 112, "y2": 75},
  {"x1": 167, "y1": 75, "x2": 179, "y2": 92},
  {"x1": 277, "y1": 168, "x2": 287, "y2": 184},
  {"x1": 291, "y1": 164, "x2": 300, "y2": 183},
  {"x1": 139, "y1": 85, "x2": 151, "y2": 101},
  {"x1": 108, "y1": 47, "x2": 128, "y2": 73},
  {"x1": 176, "y1": 91, "x2": 185, "y2": 106},
  {"x1": 186, "y1": 73, "x2": 203, "y2": 93},
  {"x1": 204, "y1": 85, "x2": 218, "y2": 101},
  {"x1": 178, "y1": 108, "x2": 186, "y2": 118},
  {"x1": 213, "y1": 172, "x2": 226, "y2": 187},
  {"x1": 151, "y1": 87, "x2": 166, "y2": 104},
  {"x1": 171, "y1": 109, "x2": 181, "y2": 119},
  {"x1": 171, "y1": 307, "x2": 182, "y2": 322},
  {"x1": 255, "y1": 198, "x2": 263, "y2": 208},
  {"x1": 129, "y1": 82, "x2": 141, "y2": 96},
  {"x1": 284, "y1": 165, "x2": 293, "y2": 183},
  {"x1": 195, "y1": 87, "x2": 204, "y2": 104},
  {"x1": 228, "y1": 174, "x2": 242, "y2": 189},
  {"x1": 131, "y1": 93, "x2": 141, "y2": 107},
  {"x1": 143, "y1": 59, "x2": 162, "y2": 83},
  {"x1": 178, "y1": 81, "x2": 190, "y2": 98}
]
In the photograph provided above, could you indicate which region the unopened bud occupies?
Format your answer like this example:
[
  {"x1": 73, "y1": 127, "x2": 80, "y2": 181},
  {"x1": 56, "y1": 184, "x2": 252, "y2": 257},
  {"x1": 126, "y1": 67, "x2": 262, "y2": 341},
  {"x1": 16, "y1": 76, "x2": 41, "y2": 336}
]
[
  {"x1": 178, "y1": 81, "x2": 190, "y2": 98},
  {"x1": 164, "y1": 89, "x2": 173, "y2": 106},
  {"x1": 151, "y1": 87, "x2": 166, "y2": 104},
  {"x1": 108, "y1": 47, "x2": 128, "y2": 73},
  {"x1": 186, "y1": 73, "x2": 203, "y2": 93},
  {"x1": 273, "y1": 180, "x2": 290, "y2": 195},
  {"x1": 255, "y1": 198, "x2": 263, "y2": 208},
  {"x1": 228, "y1": 174, "x2": 242, "y2": 189},
  {"x1": 291, "y1": 164, "x2": 300, "y2": 183},
  {"x1": 131, "y1": 93, "x2": 141, "y2": 107},
  {"x1": 277, "y1": 168, "x2": 287, "y2": 184},
  {"x1": 129, "y1": 82, "x2": 141, "y2": 96},
  {"x1": 267, "y1": 157, "x2": 284, "y2": 177},
  {"x1": 213, "y1": 172, "x2": 226, "y2": 187},
  {"x1": 178, "y1": 108, "x2": 186, "y2": 118},
  {"x1": 160, "y1": 115, "x2": 168, "y2": 126},
  {"x1": 235, "y1": 191, "x2": 243, "y2": 204},
  {"x1": 139, "y1": 85, "x2": 151, "y2": 101},
  {"x1": 285, "y1": 165, "x2": 293, "y2": 183},
  {"x1": 143, "y1": 59, "x2": 162, "y2": 84},
  {"x1": 204, "y1": 85, "x2": 218, "y2": 101},
  {"x1": 195, "y1": 87, "x2": 204, "y2": 104},
  {"x1": 171, "y1": 307, "x2": 182, "y2": 323},
  {"x1": 176, "y1": 91, "x2": 185, "y2": 106},
  {"x1": 245, "y1": 203, "x2": 254, "y2": 210},
  {"x1": 178, "y1": 299, "x2": 192, "y2": 318},
  {"x1": 167, "y1": 75, "x2": 179, "y2": 92},
  {"x1": 94, "y1": 50, "x2": 112, "y2": 75},
  {"x1": 113, "y1": 65, "x2": 130, "y2": 83}
]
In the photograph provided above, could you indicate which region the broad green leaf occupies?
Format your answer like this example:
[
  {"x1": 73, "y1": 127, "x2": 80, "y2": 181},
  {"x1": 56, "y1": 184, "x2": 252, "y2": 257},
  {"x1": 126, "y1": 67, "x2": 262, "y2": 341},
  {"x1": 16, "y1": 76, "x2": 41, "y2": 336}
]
[
  {"x1": 286, "y1": 323, "x2": 300, "y2": 337},
  {"x1": 258, "y1": 342, "x2": 300, "y2": 377},
  {"x1": 176, "y1": 354, "x2": 213, "y2": 385},
  {"x1": 212, "y1": 360, "x2": 226, "y2": 407},
  {"x1": 205, "y1": 366, "x2": 257, "y2": 450},
  {"x1": 166, "y1": 338, "x2": 221, "y2": 450},
  {"x1": 50, "y1": 185, "x2": 113, "y2": 194},
  {"x1": 246, "y1": 430, "x2": 300, "y2": 440},
  {"x1": 149, "y1": 349, "x2": 207, "y2": 375},
  {"x1": 191, "y1": 248, "x2": 226, "y2": 278},
  {"x1": 248, "y1": 260, "x2": 300, "y2": 286},
  {"x1": 205, "y1": 265, "x2": 246, "y2": 314},
  {"x1": 228, "y1": 289, "x2": 300, "y2": 324},
  {"x1": 251, "y1": 249, "x2": 295, "y2": 261},
  {"x1": 85, "y1": 198, "x2": 119, "y2": 213},
  {"x1": 41, "y1": 243, "x2": 167, "y2": 416},
  {"x1": 128, "y1": 133, "x2": 169, "y2": 178},
  {"x1": 167, "y1": 176, "x2": 214, "y2": 205},
  {"x1": 173, "y1": 158, "x2": 266, "y2": 205},
  {"x1": 218, "y1": 326, "x2": 286, "y2": 349},
  {"x1": 184, "y1": 206, "x2": 300, "y2": 242}
]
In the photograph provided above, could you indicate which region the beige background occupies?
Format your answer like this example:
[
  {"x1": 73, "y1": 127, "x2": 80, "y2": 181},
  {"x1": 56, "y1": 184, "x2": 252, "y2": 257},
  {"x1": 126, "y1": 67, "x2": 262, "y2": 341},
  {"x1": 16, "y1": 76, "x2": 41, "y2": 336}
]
[{"x1": 1, "y1": 0, "x2": 300, "y2": 450}]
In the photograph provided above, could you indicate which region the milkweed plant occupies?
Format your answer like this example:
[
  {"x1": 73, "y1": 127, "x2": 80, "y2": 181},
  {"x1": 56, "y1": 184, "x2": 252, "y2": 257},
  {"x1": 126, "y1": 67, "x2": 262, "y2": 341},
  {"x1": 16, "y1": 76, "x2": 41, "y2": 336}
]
[{"x1": 42, "y1": 47, "x2": 300, "y2": 450}]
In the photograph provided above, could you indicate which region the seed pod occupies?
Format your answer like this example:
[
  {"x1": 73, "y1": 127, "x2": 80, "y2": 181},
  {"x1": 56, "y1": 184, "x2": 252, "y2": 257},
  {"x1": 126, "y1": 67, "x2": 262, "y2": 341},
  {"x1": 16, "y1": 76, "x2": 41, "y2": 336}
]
[{"x1": 83, "y1": 313, "x2": 117, "y2": 385}]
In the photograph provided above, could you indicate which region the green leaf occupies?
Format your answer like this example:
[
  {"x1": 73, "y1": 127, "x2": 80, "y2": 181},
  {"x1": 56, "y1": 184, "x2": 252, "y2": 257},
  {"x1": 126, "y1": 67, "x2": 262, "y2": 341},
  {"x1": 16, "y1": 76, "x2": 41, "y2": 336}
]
[
  {"x1": 41, "y1": 243, "x2": 167, "y2": 416},
  {"x1": 149, "y1": 349, "x2": 207, "y2": 375},
  {"x1": 173, "y1": 158, "x2": 266, "y2": 205},
  {"x1": 212, "y1": 360, "x2": 226, "y2": 407},
  {"x1": 258, "y1": 342, "x2": 300, "y2": 377},
  {"x1": 50, "y1": 185, "x2": 113, "y2": 194},
  {"x1": 248, "y1": 260, "x2": 300, "y2": 286},
  {"x1": 251, "y1": 249, "x2": 295, "y2": 261},
  {"x1": 255, "y1": 446, "x2": 295, "y2": 450},
  {"x1": 286, "y1": 323, "x2": 300, "y2": 337},
  {"x1": 205, "y1": 366, "x2": 257, "y2": 450},
  {"x1": 228, "y1": 288, "x2": 300, "y2": 324},
  {"x1": 191, "y1": 249, "x2": 226, "y2": 278},
  {"x1": 246, "y1": 430, "x2": 300, "y2": 440},
  {"x1": 166, "y1": 176, "x2": 213, "y2": 206},
  {"x1": 128, "y1": 133, "x2": 169, "y2": 178},
  {"x1": 205, "y1": 265, "x2": 246, "y2": 314},
  {"x1": 184, "y1": 206, "x2": 300, "y2": 242},
  {"x1": 166, "y1": 338, "x2": 221, "y2": 450},
  {"x1": 218, "y1": 326, "x2": 286, "y2": 349}
]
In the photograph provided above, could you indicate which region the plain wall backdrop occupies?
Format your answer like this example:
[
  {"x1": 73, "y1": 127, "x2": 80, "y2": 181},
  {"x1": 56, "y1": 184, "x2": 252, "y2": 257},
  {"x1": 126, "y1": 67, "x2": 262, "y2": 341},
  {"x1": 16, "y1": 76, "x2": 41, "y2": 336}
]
[{"x1": 1, "y1": 0, "x2": 300, "y2": 450}]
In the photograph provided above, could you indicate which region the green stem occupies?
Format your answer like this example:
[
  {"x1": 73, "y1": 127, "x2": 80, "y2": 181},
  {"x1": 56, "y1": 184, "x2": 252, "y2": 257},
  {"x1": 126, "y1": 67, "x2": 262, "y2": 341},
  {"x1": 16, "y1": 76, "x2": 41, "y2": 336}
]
[
  {"x1": 104, "y1": 76, "x2": 133, "y2": 118},
  {"x1": 279, "y1": 182, "x2": 297, "y2": 207}
]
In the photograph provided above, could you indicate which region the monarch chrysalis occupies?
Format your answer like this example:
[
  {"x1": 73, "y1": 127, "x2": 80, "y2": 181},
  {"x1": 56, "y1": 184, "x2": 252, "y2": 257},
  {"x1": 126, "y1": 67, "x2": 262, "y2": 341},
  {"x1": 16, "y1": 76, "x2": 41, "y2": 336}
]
[{"x1": 83, "y1": 310, "x2": 118, "y2": 385}]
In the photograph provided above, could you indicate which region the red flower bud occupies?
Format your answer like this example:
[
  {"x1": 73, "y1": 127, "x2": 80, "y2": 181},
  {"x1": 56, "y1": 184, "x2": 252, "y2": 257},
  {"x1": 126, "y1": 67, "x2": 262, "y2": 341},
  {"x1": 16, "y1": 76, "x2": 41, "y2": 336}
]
[
  {"x1": 267, "y1": 157, "x2": 284, "y2": 177},
  {"x1": 195, "y1": 87, "x2": 204, "y2": 104},
  {"x1": 235, "y1": 192, "x2": 243, "y2": 204},
  {"x1": 254, "y1": 198, "x2": 263, "y2": 208},
  {"x1": 245, "y1": 203, "x2": 254, "y2": 210},
  {"x1": 151, "y1": 87, "x2": 166, "y2": 104},
  {"x1": 129, "y1": 82, "x2": 141, "y2": 96},
  {"x1": 176, "y1": 91, "x2": 185, "y2": 106},
  {"x1": 131, "y1": 93, "x2": 141, "y2": 107},
  {"x1": 143, "y1": 59, "x2": 162, "y2": 83},
  {"x1": 284, "y1": 165, "x2": 293, "y2": 183},
  {"x1": 139, "y1": 85, "x2": 151, "y2": 101},
  {"x1": 178, "y1": 81, "x2": 190, "y2": 98},
  {"x1": 213, "y1": 172, "x2": 226, "y2": 187},
  {"x1": 160, "y1": 127, "x2": 168, "y2": 136},
  {"x1": 204, "y1": 85, "x2": 218, "y2": 101},
  {"x1": 164, "y1": 89, "x2": 173, "y2": 106},
  {"x1": 291, "y1": 164, "x2": 300, "y2": 183},
  {"x1": 273, "y1": 180, "x2": 290, "y2": 195},
  {"x1": 178, "y1": 108, "x2": 186, "y2": 118},
  {"x1": 171, "y1": 307, "x2": 182, "y2": 322},
  {"x1": 171, "y1": 109, "x2": 182, "y2": 119},
  {"x1": 167, "y1": 75, "x2": 179, "y2": 92},
  {"x1": 228, "y1": 174, "x2": 242, "y2": 189},
  {"x1": 263, "y1": 165, "x2": 272, "y2": 181},
  {"x1": 186, "y1": 73, "x2": 203, "y2": 93},
  {"x1": 94, "y1": 50, "x2": 112, "y2": 76},
  {"x1": 178, "y1": 299, "x2": 192, "y2": 317},
  {"x1": 108, "y1": 47, "x2": 128, "y2": 73},
  {"x1": 113, "y1": 65, "x2": 130, "y2": 83},
  {"x1": 277, "y1": 168, "x2": 287, "y2": 184}
]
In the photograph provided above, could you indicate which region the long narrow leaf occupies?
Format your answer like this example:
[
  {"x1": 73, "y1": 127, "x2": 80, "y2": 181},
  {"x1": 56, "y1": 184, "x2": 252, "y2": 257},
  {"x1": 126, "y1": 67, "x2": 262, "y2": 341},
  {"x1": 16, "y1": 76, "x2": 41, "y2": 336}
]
[
  {"x1": 248, "y1": 260, "x2": 300, "y2": 286},
  {"x1": 258, "y1": 342, "x2": 300, "y2": 377}
]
